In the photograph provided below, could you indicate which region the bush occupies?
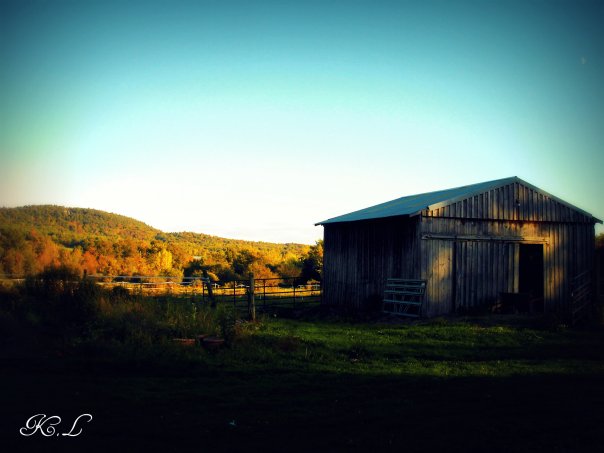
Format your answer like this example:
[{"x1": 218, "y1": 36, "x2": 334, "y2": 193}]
[
  {"x1": 215, "y1": 304, "x2": 237, "y2": 345},
  {"x1": 1, "y1": 266, "x2": 247, "y2": 355},
  {"x1": 23, "y1": 265, "x2": 81, "y2": 299},
  {"x1": 20, "y1": 266, "x2": 101, "y2": 334}
]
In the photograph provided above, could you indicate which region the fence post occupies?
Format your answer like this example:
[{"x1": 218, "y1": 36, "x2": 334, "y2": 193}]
[
  {"x1": 248, "y1": 273, "x2": 256, "y2": 321},
  {"x1": 203, "y1": 270, "x2": 216, "y2": 308},
  {"x1": 319, "y1": 281, "x2": 322, "y2": 305}
]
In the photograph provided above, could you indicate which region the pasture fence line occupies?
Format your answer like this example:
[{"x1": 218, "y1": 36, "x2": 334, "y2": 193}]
[{"x1": 0, "y1": 272, "x2": 322, "y2": 312}]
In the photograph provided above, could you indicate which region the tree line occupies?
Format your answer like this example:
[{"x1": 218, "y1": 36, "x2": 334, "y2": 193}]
[{"x1": 0, "y1": 206, "x2": 322, "y2": 283}]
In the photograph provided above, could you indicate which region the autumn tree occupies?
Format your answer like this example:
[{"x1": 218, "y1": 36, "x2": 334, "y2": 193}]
[
  {"x1": 248, "y1": 260, "x2": 278, "y2": 280},
  {"x1": 300, "y1": 240, "x2": 323, "y2": 283},
  {"x1": 147, "y1": 243, "x2": 173, "y2": 274},
  {"x1": 0, "y1": 206, "x2": 314, "y2": 279},
  {"x1": 277, "y1": 256, "x2": 302, "y2": 279},
  {"x1": 230, "y1": 249, "x2": 278, "y2": 280}
]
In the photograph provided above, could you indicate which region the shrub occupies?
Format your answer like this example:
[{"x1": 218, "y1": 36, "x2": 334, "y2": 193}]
[
  {"x1": 215, "y1": 304, "x2": 237, "y2": 345},
  {"x1": 23, "y1": 265, "x2": 81, "y2": 299},
  {"x1": 20, "y1": 266, "x2": 101, "y2": 336}
]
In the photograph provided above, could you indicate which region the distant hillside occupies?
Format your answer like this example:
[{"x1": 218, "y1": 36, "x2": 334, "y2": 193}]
[
  {"x1": 168, "y1": 231, "x2": 309, "y2": 260},
  {"x1": 0, "y1": 205, "x2": 316, "y2": 279},
  {"x1": 0, "y1": 205, "x2": 160, "y2": 245}
]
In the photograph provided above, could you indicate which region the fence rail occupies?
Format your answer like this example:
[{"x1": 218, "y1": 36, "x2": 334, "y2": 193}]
[{"x1": 0, "y1": 273, "x2": 322, "y2": 312}]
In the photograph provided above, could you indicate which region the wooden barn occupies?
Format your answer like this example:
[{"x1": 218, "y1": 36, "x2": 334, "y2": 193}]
[{"x1": 316, "y1": 177, "x2": 601, "y2": 318}]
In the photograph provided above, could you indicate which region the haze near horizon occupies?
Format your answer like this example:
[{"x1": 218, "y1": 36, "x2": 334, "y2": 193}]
[{"x1": 2, "y1": 0, "x2": 603, "y2": 243}]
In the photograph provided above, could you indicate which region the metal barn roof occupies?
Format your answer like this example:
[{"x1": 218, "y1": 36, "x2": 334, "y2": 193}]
[{"x1": 316, "y1": 176, "x2": 600, "y2": 225}]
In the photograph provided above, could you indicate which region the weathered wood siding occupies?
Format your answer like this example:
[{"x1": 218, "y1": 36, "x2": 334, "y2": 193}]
[
  {"x1": 323, "y1": 217, "x2": 420, "y2": 309},
  {"x1": 322, "y1": 180, "x2": 597, "y2": 316},
  {"x1": 425, "y1": 181, "x2": 594, "y2": 224},
  {"x1": 420, "y1": 217, "x2": 595, "y2": 316}
]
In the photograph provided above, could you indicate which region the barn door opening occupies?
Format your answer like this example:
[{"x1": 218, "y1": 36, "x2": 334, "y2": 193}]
[{"x1": 519, "y1": 244, "x2": 544, "y2": 312}]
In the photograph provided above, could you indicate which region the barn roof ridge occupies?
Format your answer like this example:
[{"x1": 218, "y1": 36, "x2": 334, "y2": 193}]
[{"x1": 316, "y1": 176, "x2": 601, "y2": 225}]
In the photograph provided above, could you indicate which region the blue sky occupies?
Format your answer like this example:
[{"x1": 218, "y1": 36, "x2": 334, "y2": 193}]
[{"x1": 1, "y1": 0, "x2": 603, "y2": 243}]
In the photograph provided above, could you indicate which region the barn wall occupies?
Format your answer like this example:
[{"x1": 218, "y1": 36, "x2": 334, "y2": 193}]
[
  {"x1": 426, "y1": 181, "x2": 594, "y2": 224},
  {"x1": 322, "y1": 217, "x2": 420, "y2": 309},
  {"x1": 420, "y1": 217, "x2": 596, "y2": 316}
]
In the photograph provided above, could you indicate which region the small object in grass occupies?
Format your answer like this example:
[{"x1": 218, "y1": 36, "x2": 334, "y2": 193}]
[
  {"x1": 229, "y1": 420, "x2": 236, "y2": 427},
  {"x1": 202, "y1": 336, "x2": 225, "y2": 350},
  {"x1": 172, "y1": 338, "x2": 196, "y2": 346}
]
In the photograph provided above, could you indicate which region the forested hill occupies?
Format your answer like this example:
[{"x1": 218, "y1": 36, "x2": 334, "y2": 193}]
[
  {"x1": 0, "y1": 205, "x2": 160, "y2": 243},
  {"x1": 0, "y1": 205, "x2": 321, "y2": 280}
]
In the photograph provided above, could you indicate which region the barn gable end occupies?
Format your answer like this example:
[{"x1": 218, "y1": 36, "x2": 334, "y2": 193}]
[{"x1": 424, "y1": 179, "x2": 595, "y2": 223}]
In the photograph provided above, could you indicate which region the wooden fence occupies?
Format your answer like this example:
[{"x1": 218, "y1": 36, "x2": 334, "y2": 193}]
[{"x1": 0, "y1": 273, "x2": 322, "y2": 313}]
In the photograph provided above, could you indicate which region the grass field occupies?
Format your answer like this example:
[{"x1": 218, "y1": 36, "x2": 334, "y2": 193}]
[{"x1": 2, "y1": 295, "x2": 604, "y2": 452}]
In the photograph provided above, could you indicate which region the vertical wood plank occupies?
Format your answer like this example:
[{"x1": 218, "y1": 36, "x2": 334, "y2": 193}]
[
  {"x1": 553, "y1": 225, "x2": 559, "y2": 310},
  {"x1": 426, "y1": 238, "x2": 433, "y2": 316},
  {"x1": 437, "y1": 240, "x2": 444, "y2": 314},
  {"x1": 524, "y1": 185, "x2": 530, "y2": 221},
  {"x1": 421, "y1": 233, "x2": 429, "y2": 314},
  {"x1": 518, "y1": 184, "x2": 524, "y2": 221},
  {"x1": 507, "y1": 243, "x2": 513, "y2": 292},
  {"x1": 513, "y1": 182, "x2": 518, "y2": 221},
  {"x1": 538, "y1": 193, "x2": 543, "y2": 222},
  {"x1": 463, "y1": 240, "x2": 469, "y2": 308},
  {"x1": 543, "y1": 225, "x2": 551, "y2": 311},
  {"x1": 562, "y1": 224, "x2": 568, "y2": 311},
  {"x1": 431, "y1": 238, "x2": 439, "y2": 316},
  {"x1": 505, "y1": 184, "x2": 512, "y2": 220},
  {"x1": 527, "y1": 188, "x2": 532, "y2": 221},
  {"x1": 469, "y1": 241, "x2": 476, "y2": 308},
  {"x1": 486, "y1": 240, "x2": 493, "y2": 303},
  {"x1": 478, "y1": 241, "x2": 485, "y2": 306},
  {"x1": 478, "y1": 193, "x2": 484, "y2": 219},
  {"x1": 476, "y1": 241, "x2": 486, "y2": 306},
  {"x1": 513, "y1": 243, "x2": 519, "y2": 292},
  {"x1": 498, "y1": 240, "x2": 505, "y2": 297}
]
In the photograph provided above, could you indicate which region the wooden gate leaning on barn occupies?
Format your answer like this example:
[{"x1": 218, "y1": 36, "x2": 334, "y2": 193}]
[{"x1": 382, "y1": 278, "x2": 427, "y2": 317}]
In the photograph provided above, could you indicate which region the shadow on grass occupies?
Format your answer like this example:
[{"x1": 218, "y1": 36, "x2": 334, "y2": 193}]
[
  {"x1": 1, "y1": 354, "x2": 603, "y2": 453},
  {"x1": 2, "y1": 284, "x2": 603, "y2": 452}
]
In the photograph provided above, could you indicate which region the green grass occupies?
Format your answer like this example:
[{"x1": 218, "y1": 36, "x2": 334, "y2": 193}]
[{"x1": 1, "y1": 285, "x2": 603, "y2": 452}]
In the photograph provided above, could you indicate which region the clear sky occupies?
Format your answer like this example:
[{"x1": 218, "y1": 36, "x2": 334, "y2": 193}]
[{"x1": 1, "y1": 0, "x2": 603, "y2": 243}]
